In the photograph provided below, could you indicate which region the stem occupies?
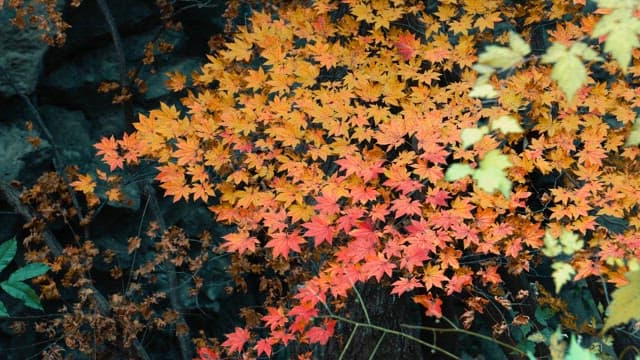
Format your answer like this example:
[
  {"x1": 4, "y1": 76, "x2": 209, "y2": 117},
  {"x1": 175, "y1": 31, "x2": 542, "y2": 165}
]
[
  {"x1": 95, "y1": 0, "x2": 134, "y2": 125},
  {"x1": 368, "y1": 332, "x2": 386, "y2": 360},
  {"x1": 324, "y1": 314, "x2": 459, "y2": 359},
  {"x1": 401, "y1": 323, "x2": 528, "y2": 357},
  {"x1": 352, "y1": 284, "x2": 371, "y2": 325},
  {"x1": 339, "y1": 324, "x2": 358, "y2": 360}
]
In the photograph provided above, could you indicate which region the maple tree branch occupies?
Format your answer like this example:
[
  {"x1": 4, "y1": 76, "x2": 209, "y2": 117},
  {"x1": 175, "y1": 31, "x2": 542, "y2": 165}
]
[
  {"x1": 141, "y1": 182, "x2": 193, "y2": 360},
  {"x1": 0, "y1": 181, "x2": 151, "y2": 360},
  {"x1": 401, "y1": 321, "x2": 528, "y2": 357},
  {"x1": 323, "y1": 313, "x2": 459, "y2": 359},
  {"x1": 95, "y1": 0, "x2": 135, "y2": 125},
  {"x1": 368, "y1": 332, "x2": 386, "y2": 360},
  {"x1": 351, "y1": 284, "x2": 371, "y2": 325}
]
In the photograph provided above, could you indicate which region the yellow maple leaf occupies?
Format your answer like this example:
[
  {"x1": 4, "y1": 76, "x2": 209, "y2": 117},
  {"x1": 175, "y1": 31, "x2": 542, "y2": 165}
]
[{"x1": 71, "y1": 174, "x2": 96, "y2": 194}]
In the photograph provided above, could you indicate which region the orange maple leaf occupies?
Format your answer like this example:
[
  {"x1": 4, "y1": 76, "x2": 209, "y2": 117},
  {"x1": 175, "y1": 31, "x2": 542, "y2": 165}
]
[{"x1": 221, "y1": 231, "x2": 259, "y2": 254}]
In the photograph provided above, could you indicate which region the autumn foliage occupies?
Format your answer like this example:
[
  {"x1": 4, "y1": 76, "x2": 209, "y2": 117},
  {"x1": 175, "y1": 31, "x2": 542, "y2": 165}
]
[{"x1": 63, "y1": 0, "x2": 640, "y2": 358}]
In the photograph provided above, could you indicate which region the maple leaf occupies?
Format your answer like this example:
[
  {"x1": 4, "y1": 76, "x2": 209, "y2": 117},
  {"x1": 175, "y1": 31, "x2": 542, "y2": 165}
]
[
  {"x1": 165, "y1": 70, "x2": 187, "y2": 92},
  {"x1": 197, "y1": 347, "x2": 219, "y2": 360},
  {"x1": 265, "y1": 231, "x2": 305, "y2": 259},
  {"x1": 391, "y1": 277, "x2": 424, "y2": 296},
  {"x1": 304, "y1": 319, "x2": 336, "y2": 345},
  {"x1": 395, "y1": 32, "x2": 420, "y2": 61},
  {"x1": 95, "y1": 136, "x2": 124, "y2": 171},
  {"x1": 254, "y1": 338, "x2": 274, "y2": 358},
  {"x1": 262, "y1": 306, "x2": 287, "y2": 331},
  {"x1": 221, "y1": 231, "x2": 259, "y2": 254},
  {"x1": 70, "y1": 173, "x2": 96, "y2": 194},
  {"x1": 302, "y1": 215, "x2": 335, "y2": 246},
  {"x1": 361, "y1": 253, "x2": 396, "y2": 281},
  {"x1": 221, "y1": 327, "x2": 250, "y2": 354},
  {"x1": 422, "y1": 263, "x2": 447, "y2": 290},
  {"x1": 413, "y1": 294, "x2": 443, "y2": 318}
]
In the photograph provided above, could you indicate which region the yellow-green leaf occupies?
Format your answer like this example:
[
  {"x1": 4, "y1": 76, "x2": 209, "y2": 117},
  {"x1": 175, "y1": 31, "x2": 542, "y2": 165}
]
[
  {"x1": 445, "y1": 163, "x2": 474, "y2": 181},
  {"x1": 550, "y1": 53, "x2": 586, "y2": 102},
  {"x1": 542, "y1": 230, "x2": 562, "y2": 257},
  {"x1": 602, "y1": 271, "x2": 640, "y2": 334},
  {"x1": 478, "y1": 45, "x2": 524, "y2": 70},
  {"x1": 461, "y1": 126, "x2": 488, "y2": 149},
  {"x1": 558, "y1": 229, "x2": 584, "y2": 255},
  {"x1": 472, "y1": 149, "x2": 513, "y2": 198},
  {"x1": 469, "y1": 83, "x2": 498, "y2": 99},
  {"x1": 551, "y1": 262, "x2": 575, "y2": 293},
  {"x1": 508, "y1": 31, "x2": 531, "y2": 57},
  {"x1": 624, "y1": 117, "x2": 640, "y2": 147},
  {"x1": 603, "y1": 26, "x2": 640, "y2": 74},
  {"x1": 491, "y1": 115, "x2": 524, "y2": 134}
]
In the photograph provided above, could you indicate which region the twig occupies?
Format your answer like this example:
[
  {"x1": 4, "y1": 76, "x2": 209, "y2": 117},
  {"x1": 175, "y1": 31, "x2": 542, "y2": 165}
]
[
  {"x1": 323, "y1": 313, "x2": 459, "y2": 359},
  {"x1": 95, "y1": 0, "x2": 134, "y2": 125},
  {"x1": 401, "y1": 321, "x2": 528, "y2": 357},
  {"x1": 0, "y1": 181, "x2": 151, "y2": 360}
]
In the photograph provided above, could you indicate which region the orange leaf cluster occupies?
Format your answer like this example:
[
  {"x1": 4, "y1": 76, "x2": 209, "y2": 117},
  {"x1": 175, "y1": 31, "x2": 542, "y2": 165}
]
[{"x1": 96, "y1": 0, "x2": 640, "y2": 357}]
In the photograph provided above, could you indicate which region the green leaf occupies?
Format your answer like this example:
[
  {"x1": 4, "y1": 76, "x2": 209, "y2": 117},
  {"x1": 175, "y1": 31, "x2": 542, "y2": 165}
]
[
  {"x1": 508, "y1": 31, "x2": 531, "y2": 57},
  {"x1": 461, "y1": 126, "x2": 488, "y2": 149},
  {"x1": 551, "y1": 262, "x2": 575, "y2": 293},
  {"x1": 491, "y1": 115, "x2": 524, "y2": 134},
  {"x1": 478, "y1": 45, "x2": 524, "y2": 70},
  {"x1": 472, "y1": 149, "x2": 513, "y2": 198},
  {"x1": 8, "y1": 263, "x2": 50, "y2": 282},
  {"x1": 558, "y1": 229, "x2": 583, "y2": 255},
  {"x1": 445, "y1": 163, "x2": 474, "y2": 182},
  {"x1": 591, "y1": 8, "x2": 640, "y2": 73},
  {"x1": 542, "y1": 230, "x2": 562, "y2": 257},
  {"x1": 566, "y1": 335, "x2": 598, "y2": 360},
  {"x1": 604, "y1": 26, "x2": 640, "y2": 74},
  {"x1": 0, "y1": 238, "x2": 17, "y2": 274},
  {"x1": 625, "y1": 117, "x2": 640, "y2": 147},
  {"x1": 602, "y1": 271, "x2": 640, "y2": 334},
  {"x1": 0, "y1": 300, "x2": 8, "y2": 317},
  {"x1": 0, "y1": 281, "x2": 44, "y2": 311},
  {"x1": 469, "y1": 83, "x2": 498, "y2": 99},
  {"x1": 551, "y1": 52, "x2": 586, "y2": 102}
]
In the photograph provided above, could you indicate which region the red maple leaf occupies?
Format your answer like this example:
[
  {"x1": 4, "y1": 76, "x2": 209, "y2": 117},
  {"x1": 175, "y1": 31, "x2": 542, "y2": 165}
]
[
  {"x1": 254, "y1": 338, "x2": 274, "y2": 358},
  {"x1": 304, "y1": 319, "x2": 336, "y2": 345},
  {"x1": 221, "y1": 327, "x2": 250, "y2": 354},
  {"x1": 361, "y1": 253, "x2": 396, "y2": 281},
  {"x1": 197, "y1": 347, "x2": 219, "y2": 360},
  {"x1": 391, "y1": 277, "x2": 424, "y2": 296},
  {"x1": 302, "y1": 215, "x2": 335, "y2": 246},
  {"x1": 262, "y1": 306, "x2": 287, "y2": 331},
  {"x1": 395, "y1": 32, "x2": 420, "y2": 61},
  {"x1": 265, "y1": 231, "x2": 306, "y2": 258},
  {"x1": 413, "y1": 294, "x2": 443, "y2": 318}
]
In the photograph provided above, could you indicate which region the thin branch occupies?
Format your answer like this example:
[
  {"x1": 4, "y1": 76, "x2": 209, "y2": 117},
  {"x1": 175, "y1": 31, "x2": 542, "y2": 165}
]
[
  {"x1": 95, "y1": 0, "x2": 134, "y2": 125},
  {"x1": 401, "y1": 322, "x2": 528, "y2": 357},
  {"x1": 323, "y1": 314, "x2": 459, "y2": 359}
]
